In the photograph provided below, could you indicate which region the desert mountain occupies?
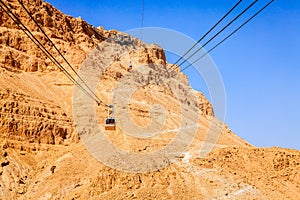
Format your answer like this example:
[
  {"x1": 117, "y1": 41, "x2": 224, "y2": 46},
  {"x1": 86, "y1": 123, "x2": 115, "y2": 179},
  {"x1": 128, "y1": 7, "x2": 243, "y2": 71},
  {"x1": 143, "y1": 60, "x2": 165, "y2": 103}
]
[{"x1": 0, "y1": 0, "x2": 299, "y2": 199}]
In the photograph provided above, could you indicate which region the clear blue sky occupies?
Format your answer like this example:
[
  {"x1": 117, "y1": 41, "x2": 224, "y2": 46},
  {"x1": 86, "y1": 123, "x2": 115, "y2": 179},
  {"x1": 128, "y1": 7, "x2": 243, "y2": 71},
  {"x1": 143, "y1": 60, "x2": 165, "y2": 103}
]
[{"x1": 45, "y1": 0, "x2": 300, "y2": 150}]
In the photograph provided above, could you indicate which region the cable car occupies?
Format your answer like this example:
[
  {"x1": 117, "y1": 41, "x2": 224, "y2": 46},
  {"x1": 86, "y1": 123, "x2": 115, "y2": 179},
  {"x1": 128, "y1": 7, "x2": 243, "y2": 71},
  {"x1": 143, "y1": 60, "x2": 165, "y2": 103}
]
[
  {"x1": 105, "y1": 104, "x2": 116, "y2": 130},
  {"x1": 127, "y1": 61, "x2": 133, "y2": 72}
]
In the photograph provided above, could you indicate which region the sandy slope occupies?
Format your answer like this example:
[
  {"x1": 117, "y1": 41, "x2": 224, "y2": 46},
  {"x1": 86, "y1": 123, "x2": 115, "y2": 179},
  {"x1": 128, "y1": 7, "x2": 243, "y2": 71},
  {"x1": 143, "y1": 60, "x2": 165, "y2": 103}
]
[{"x1": 1, "y1": 138, "x2": 299, "y2": 199}]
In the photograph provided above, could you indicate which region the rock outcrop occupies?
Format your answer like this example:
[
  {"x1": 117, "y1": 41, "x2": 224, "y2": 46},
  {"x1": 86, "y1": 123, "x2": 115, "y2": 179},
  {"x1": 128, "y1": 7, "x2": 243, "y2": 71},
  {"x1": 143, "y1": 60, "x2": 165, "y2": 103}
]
[
  {"x1": 0, "y1": 0, "x2": 106, "y2": 72},
  {"x1": 0, "y1": 89, "x2": 75, "y2": 144}
]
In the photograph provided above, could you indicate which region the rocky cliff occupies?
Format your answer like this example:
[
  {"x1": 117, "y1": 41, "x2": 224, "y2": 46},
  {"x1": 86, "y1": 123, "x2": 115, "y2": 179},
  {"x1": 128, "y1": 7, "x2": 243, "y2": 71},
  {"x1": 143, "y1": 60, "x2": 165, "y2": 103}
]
[
  {"x1": 0, "y1": 0, "x2": 215, "y2": 146},
  {"x1": 0, "y1": 0, "x2": 299, "y2": 199}
]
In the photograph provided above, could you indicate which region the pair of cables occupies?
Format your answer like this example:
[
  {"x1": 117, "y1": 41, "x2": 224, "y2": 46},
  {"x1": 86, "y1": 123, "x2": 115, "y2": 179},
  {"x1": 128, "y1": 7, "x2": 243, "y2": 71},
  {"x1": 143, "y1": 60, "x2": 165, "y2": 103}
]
[
  {"x1": 167, "y1": 0, "x2": 274, "y2": 75},
  {"x1": 0, "y1": 0, "x2": 106, "y2": 106}
]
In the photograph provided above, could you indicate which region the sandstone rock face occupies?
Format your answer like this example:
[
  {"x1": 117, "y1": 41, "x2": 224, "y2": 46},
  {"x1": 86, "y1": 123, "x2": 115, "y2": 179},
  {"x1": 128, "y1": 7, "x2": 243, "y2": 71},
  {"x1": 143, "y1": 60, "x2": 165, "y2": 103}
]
[
  {"x1": 131, "y1": 44, "x2": 167, "y2": 65},
  {"x1": 0, "y1": 0, "x2": 106, "y2": 72},
  {"x1": 0, "y1": 89, "x2": 74, "y2": 144},
  {"x1": 194, "y1": 92, "x2": 214, "y2": 117},
  {"x1": 0, "y1": 0, "x2": 299, "y2": 199}
]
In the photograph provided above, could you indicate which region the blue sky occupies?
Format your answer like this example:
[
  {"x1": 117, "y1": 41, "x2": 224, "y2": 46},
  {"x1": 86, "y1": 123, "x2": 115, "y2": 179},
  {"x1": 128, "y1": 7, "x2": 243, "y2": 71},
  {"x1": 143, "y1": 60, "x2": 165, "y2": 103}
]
[{"x1": 46, "y1": 0, "x2": 300, "y2": 150}]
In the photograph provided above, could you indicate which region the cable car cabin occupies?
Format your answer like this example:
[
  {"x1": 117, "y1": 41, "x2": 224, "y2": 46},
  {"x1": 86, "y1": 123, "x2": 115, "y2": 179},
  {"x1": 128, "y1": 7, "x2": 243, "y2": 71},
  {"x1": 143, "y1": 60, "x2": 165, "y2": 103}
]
[
  {"x1": 105, "y1": 118, "x2": 116, "y2": 130},
  {"x1": 127, "y1": 64, "x2": 132, "y2": 72},
  {"x1": 105, "y1": 104, "x2": 116, "y2": 131}
]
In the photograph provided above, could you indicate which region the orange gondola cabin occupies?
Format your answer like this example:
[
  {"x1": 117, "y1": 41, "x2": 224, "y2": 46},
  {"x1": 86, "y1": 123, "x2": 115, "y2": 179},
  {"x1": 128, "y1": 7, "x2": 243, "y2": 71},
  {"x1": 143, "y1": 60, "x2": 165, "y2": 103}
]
[{"x1": 105, "y1": 104, "x2": 116, "y2": 130}]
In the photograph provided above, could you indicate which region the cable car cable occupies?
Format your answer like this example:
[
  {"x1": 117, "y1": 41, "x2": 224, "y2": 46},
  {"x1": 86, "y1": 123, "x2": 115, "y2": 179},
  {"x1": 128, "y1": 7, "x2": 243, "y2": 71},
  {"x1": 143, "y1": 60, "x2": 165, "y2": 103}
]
[
  {"x1": 17, "y1": 0, "x2": 103, "y2": 105},
  {"x1": 140, "y1": 0, "x2": 145, "y2": 40},
  {"x1": 168, "y1": 0, "x2": 243, "y2": 73},
  {"x1": 180, "y1": 0, "x2": 275, "y2": 73},
  {"x1": 175, "y1": 0, "x2": 258, "y2": 72},
  {"x1": 0, "y1": 0, "x2": 103, "y2": 105}
]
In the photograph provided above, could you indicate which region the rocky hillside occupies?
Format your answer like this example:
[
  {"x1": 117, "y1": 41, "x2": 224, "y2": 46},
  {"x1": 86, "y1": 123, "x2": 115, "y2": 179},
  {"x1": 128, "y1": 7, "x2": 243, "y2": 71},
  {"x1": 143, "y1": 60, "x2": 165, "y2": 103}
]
[
  {"x1": 0, "y1": 0, "x2": 216, "y2": 146},
  {"x1": 0, "y1": 0, "x2": 299, "y2": 199},
  {"x1": 0, "y1": 0, "x2": 106, "y2": 72}
]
